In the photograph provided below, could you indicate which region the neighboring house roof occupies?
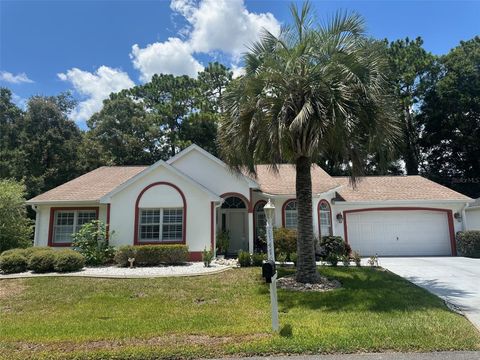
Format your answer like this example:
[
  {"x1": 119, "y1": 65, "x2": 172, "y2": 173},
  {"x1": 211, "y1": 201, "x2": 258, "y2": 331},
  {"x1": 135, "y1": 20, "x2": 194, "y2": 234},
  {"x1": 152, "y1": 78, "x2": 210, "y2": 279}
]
[
  {"x1": 27, "y1": 166, "x2": 147, "y2": 203},
  {"x1": 249, "y1": 164, "x2": 340, "y2": 196},
  {"x1": 334, "y1": 176, "x2": 472, "y2": 202},
  {"x1": 466, "y1": 198, "x2": 480, "y2": 209}
]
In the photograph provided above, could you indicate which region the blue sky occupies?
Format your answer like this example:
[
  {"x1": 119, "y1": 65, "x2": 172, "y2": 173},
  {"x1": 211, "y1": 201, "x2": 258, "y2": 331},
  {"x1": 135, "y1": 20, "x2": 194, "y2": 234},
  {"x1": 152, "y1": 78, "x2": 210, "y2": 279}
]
[{"x1": 1, "y1": 0, "x2": 479, "y2": 127}]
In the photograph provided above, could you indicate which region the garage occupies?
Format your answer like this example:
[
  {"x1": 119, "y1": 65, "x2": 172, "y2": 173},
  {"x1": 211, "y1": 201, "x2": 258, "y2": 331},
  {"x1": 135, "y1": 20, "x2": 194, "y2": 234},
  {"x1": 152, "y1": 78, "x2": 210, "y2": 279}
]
[{"x1": 345, "y1": 209, "x2": 454, "y2": 256}]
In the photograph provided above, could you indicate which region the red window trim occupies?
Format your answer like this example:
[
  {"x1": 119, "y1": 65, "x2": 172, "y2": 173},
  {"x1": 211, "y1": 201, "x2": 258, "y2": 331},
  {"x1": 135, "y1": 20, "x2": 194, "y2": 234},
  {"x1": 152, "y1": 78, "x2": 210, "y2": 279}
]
[
  {"x1": 317, "y1": 199, "x2": 333, "y2": 237},
  {"x1": 342, "y1": 207, "x2": 457, "y2": 256},
  {"x1": 281, "y1": 198, "x2": 297, "y2": 228},
  {"x1": 134, "y1": 182, "x2": 187, "y2": 245},
  {"x1": 48, "y1": 207, "x2": 99, "y2": 247},
  {"x1": 220, "y1": 192, "x2": 250, "y2": 211},
  {"x1": 253, "y1": 200, "x2": 267, "y2": 240},
  {"x1": 210, "y1": 201, "x2": 215, "y2": 252}
]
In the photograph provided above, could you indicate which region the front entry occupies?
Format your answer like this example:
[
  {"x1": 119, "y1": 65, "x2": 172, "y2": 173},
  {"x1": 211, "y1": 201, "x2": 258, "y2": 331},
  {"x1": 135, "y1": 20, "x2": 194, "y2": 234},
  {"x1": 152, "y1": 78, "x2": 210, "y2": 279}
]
[{"x1": 220, "y1": 196, "x2": 249, "y2": 255}]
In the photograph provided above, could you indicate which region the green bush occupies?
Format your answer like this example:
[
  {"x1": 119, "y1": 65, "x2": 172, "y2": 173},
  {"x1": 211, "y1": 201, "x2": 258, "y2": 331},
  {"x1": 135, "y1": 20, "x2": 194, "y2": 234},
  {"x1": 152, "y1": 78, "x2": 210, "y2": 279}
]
[
  {"x1": 114, "y1": 245, "x2": 189, "y2": 267},
  {"x1": 216, "y1": 230, "x2": 230, "y2": 255},
  {"x1": 251, "y1": 252, "x2": 266, "y2": 267},
  {"x1": 0, "y1": 179, "x2": 33, "y2": 253},
  {"x1": 72, "y1": 220, "x2": 115, "y2": 265},
  {"x1": 53, "y1": 250, "x2": 85, "y2": 272},
  {"x1": 319, "y1": 236, "x2": 346, "y2": 260},
  {"x1": 202, "y1": 248, "x2": 214, "y2": 267},
  {"x1": 327, "y1": 253, "x2": 339, "y2": 267},
  {"x1": 0, "y1": 252, "x2": 28, "y2": 274},
  {"x1": 273, "y1": 227, "x2": 297, "y2": 258},
  {"x1": 290, "y1": 252, "x2": 298, "y2": 266},
  {"x1": 352, "y1": 251, "x2": 362, "y2": 267},
  {"x1": 238, "y1": 250, "x2": 251, "y2": 267},
  {"x1": 456, "y1": 231, "x2": 480, "y2": 258},
  {"x1": 28, "y1": 250, "x2": 56, "y2": 273},
  {"x1": 341, "y1": 255, "x2": 350, "y2": 267}
]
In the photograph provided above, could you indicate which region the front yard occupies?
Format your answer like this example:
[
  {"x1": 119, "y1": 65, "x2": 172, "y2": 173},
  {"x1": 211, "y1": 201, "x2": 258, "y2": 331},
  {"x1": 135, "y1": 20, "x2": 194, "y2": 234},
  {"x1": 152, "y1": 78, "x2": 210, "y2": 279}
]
[{"x1": 0, "y1": 267, "x2": 479, "y2": 359}]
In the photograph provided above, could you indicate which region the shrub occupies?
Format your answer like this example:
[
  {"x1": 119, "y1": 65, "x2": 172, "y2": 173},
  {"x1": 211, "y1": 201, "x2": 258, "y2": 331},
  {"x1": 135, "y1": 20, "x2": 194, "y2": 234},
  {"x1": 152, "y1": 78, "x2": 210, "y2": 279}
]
[
  {"x1": 273, "y1": 227, "x2": 297, "y2": 258},
  {"x1": 290, "y1": 252, "x2": 298, "y2": 266},
  {"x1": 216, "y1": 230, "x2": 230, "y2": 255},
  {"x1": 341, "y1": 255, "x2": 350, "y2": 267},
  {"x1": 72, "y1": 220, "x2": 115, "y2": 265},
  {"x1": 456, "y1": 231, "x2": 480, "y2": 258},
  {"x1": 319, "y1": 236, "x2": 346, "y2": 260},
  {"x1": 327, "y1": 253, "x2": 339, "y2": 267},
  {"x1": 0, "y1": 252, "x2": 28, "y2": 274},
  {"x1": 114, "y1": 245, "x2": 189, "y2": 267},
  {"x1": 202, "y1": 248, "x2": 214, "y2": 267},
  {"x1": 238, "y1": 250, "x2": 251, "y2": 267},
  {"x1": 251, "y1": 252, "x2": 266, "y2": 267},
  {"x1": 28, "y1": 250, "x2": 56, "y2": 273},
  {"x1": 0, "y1": 179, "x2": 33, "y2": 253},
  {"x1": 352, "y1": 251, "x2": 362, "y2": 267},
  {"x1": 22, "y1": 247, "x2": 54, "y2": 262},
  {"x1": 53, "y1": 250, "x2": 85, "y2": 272},
  {"x1": 277, "y1": 252, "x2": 287, "y2": 265}
]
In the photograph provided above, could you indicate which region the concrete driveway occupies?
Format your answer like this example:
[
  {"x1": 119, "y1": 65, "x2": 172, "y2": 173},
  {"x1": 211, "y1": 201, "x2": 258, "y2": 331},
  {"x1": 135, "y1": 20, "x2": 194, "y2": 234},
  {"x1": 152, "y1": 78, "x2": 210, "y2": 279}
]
[{"x1": 379, "y1": 257, "x2": 480, "y2": 330}]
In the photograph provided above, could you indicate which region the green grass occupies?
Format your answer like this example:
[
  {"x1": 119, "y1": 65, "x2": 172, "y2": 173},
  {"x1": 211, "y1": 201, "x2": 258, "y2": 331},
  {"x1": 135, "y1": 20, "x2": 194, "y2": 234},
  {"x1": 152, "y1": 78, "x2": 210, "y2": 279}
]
[{"x1": 0, "y1": 267, "x2": 478, "y2": 359}]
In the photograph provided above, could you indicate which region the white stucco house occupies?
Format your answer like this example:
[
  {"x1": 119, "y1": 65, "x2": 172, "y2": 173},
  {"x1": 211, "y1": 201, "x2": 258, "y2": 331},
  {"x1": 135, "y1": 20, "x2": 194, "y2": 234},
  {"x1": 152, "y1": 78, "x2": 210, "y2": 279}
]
[
  {"x1": 27, "y1": 144, "x2": 473, "y2": 260},
  {"x1": 465, "y1": 198, "x2": 480, "y2": 231}
]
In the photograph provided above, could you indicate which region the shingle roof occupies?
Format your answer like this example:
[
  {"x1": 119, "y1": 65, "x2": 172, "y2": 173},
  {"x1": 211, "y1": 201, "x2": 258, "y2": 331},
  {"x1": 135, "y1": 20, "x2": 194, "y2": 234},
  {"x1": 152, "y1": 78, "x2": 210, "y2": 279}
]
[
  {"x1": 248, "y1": 164, "x2": 340, "y2": 195},
  {"x1": 27, "y1": 166, "x2": 147, "y2": 203},
  {"x1": 335, "y1": 176, "x2": 471, "y2": 202}
]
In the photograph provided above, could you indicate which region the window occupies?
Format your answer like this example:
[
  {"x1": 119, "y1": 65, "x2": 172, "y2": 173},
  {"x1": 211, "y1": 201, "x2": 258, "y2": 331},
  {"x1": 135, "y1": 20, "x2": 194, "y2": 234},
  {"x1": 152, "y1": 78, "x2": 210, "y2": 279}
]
[
  {"x1": 284, "y1": 200, "x2": 297, "y2": 229},
  {"x1": 221, "y1": 196, "x2": 246, "y2": 209},
  {"x1": 254, "y1": 201, "x2": 266, "y2": 239},
  {"x1": 319, "y1": 200, "x2": 332, "y2": 237},
  {"x1": 52, "y1": 209, "x2": 97, "y2": 244},
  {"x1": 139, "y1": 208, "x2": 183, "y2": 242}
]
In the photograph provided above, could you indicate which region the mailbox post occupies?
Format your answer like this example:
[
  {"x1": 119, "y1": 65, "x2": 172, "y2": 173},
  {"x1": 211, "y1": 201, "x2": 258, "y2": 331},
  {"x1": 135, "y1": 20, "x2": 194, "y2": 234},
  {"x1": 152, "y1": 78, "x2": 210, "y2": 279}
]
[{"x1": 263, "y1": 199, "x2": 279, "y2": 332}]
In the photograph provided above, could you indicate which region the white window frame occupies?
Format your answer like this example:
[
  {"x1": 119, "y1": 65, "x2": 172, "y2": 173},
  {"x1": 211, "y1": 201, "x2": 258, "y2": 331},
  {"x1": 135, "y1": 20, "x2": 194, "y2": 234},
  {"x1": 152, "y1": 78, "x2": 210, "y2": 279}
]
[
  {"x1": 319, "y1": 200, "x2": 332, "y2": 237},
  {"x1": 138, "y1": 208, "x2": 183, "y2": 243},
  {"x1": 52, "y1": 209, "x2": 97, "y2": 244},
  {"x1": 284, "y1": 200, "x2": 297, "y2": 229}
]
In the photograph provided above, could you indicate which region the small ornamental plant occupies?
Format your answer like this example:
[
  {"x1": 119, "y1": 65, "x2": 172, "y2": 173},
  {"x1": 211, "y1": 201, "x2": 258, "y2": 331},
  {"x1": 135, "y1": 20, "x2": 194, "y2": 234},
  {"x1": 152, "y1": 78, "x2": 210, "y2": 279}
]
[
  {"x1": 202, "y1": 248, "x2": 214, "y2": 267},
  {"x1": 72, "y1": 220, "x2": 115, "y2": 265}
]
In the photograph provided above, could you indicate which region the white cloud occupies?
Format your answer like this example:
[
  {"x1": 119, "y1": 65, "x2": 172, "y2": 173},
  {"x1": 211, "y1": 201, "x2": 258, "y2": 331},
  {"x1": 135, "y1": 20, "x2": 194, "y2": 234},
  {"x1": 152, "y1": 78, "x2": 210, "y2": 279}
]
[
  {"x1": 57, "y1": 66, "x2": 135, "y2": 122},
  {"x1": 231, "y1": 64, "x2": 245, "y2": 78},
  {"x1": 131, "y1": 0, "x2": 280, "y2": 81},
  {"x1": 171, "y1": 0, "x2": 281, "y2": 55},
  {"x1": 130, "y1": 37, "x2": 204, "y2": 82},
  {"x1": 0, "y1": 71, "x2": 34, "y2": 84}
]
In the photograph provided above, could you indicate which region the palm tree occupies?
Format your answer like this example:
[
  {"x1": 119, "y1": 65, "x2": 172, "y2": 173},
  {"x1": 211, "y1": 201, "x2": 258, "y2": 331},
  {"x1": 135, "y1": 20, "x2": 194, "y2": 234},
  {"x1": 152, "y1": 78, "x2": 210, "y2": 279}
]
[{"x1": 218, "y1": 2, "x2": 400, "y2": 283}]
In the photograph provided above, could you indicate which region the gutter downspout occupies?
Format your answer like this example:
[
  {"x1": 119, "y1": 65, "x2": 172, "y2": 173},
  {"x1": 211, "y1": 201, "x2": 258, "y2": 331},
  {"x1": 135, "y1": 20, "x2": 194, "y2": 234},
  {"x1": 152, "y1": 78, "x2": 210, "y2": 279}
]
[
  {"x1": 31, "y1": 205, "x2": 40, "y2": 247},
  {"x1": 461, "y1": 202, "x2": 469, "y2": 231}
]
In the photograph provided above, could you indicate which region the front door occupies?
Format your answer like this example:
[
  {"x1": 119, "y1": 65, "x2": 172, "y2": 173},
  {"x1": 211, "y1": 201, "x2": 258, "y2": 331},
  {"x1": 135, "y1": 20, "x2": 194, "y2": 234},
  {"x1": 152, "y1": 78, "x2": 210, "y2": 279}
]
[{"x1": 227, "y1": 211, "x2": 247, "y2": 253}]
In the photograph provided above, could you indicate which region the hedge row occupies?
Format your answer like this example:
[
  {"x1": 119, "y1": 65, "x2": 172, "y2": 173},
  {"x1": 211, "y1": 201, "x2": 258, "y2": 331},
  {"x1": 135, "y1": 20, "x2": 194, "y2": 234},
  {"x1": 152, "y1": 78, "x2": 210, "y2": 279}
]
[
  {"x1": 114, "y1": 245, "x2": 189, "y2": 267},
  {"x1": 0, "y1": 248, "x2": 85, "y2": 274},
  {"x1": 456, "y1": 231, "x2": 480, "y2": 258}
]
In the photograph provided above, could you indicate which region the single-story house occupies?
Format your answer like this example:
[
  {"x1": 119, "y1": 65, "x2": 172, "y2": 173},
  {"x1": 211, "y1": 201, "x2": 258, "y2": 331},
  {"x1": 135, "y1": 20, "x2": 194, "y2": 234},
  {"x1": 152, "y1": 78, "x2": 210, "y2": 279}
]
[
  {"x1": 465, "y1": 198, "x2": 480, "y2": 230},
  {"x1": 27, "y1": 144, "x2": 473, "y2": 260}
]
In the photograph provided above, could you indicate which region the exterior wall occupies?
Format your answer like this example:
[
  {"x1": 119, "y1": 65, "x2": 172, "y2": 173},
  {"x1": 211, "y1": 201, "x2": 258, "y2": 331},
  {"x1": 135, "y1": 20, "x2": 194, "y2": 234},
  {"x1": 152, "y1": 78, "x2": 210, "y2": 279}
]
[
  {"x1": 466, "y1": 208, "x2": 480, "y2": 230},
  {"x1": 169, "y1": 150, "x2": 251, "y2": 202},
  {"x1": 108, "y1": 165, "x2": 212, "y2": 253},
  {"x1": 34, "y1": 204, "x2": 107, "y2": 247}
]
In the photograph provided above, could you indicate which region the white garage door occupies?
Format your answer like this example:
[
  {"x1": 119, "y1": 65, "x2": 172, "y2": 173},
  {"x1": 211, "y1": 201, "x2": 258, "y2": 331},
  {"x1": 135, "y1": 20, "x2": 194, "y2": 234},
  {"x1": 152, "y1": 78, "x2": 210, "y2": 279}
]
[{"x1": 346, "y1": 210, "x2": 452, "y2": 256}]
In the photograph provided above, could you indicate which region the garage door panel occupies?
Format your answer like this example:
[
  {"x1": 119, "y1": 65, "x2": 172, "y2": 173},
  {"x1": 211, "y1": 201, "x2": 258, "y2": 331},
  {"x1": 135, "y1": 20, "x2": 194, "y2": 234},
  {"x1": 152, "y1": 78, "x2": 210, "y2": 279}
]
[{"x1": 346, "y1": 210, "x2": 451, "y2": 256}]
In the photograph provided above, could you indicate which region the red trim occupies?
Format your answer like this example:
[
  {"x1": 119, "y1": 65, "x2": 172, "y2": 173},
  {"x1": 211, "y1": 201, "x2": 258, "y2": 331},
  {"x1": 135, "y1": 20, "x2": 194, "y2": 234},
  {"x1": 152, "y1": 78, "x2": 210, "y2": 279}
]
[
  {"x1": 189, "y1": 251, "x2": 203, "y2": 262},
  {"x1": 342, "y1": 207, "x2": 457, "y2": 256},
  {"x1": 210, "y1": 201, "x2": 215, "y2": 252},
  {"x1": 253, "y1": 200, "x2": 267, "y2": 240},
  {"x1": 106, "y1": 203, "x2": 111, "y2": 241},
  {"x1": 281, "y1": 198, "x2": 296, "y2": 227},
  {"x1": 248, "y1": 188, "x2": 253, "y2": 213},
  {"x1": 48, "y1": 207, "x2": 99, "y2": 247},
  {"x1": 317, "y1": 199, "x2": 333, "y2": 237},
  {"x1": 134, "y1": 182, "x2": 187, "y2": 245},
  {"x1": 220, "y1": 192, "x2": 250, "y2": 210}
]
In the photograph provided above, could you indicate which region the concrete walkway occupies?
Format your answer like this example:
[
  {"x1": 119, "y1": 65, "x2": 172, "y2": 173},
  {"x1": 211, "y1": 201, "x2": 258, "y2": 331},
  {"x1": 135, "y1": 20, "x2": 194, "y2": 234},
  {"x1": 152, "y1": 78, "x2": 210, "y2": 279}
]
[
  {"x1": 378, "y1": 257, "x2": 480, "y2": 330},
  {"x1": 221, "y1": 352, "x2": 480, "y2": 360}
]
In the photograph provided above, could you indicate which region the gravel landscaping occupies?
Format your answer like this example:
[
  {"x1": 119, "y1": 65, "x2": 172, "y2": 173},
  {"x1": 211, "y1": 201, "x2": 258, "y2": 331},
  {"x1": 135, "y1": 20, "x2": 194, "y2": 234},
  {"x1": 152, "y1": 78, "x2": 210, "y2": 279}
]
[{"x1": 0, "y1": 261, "x2": 233, "y2": 279}]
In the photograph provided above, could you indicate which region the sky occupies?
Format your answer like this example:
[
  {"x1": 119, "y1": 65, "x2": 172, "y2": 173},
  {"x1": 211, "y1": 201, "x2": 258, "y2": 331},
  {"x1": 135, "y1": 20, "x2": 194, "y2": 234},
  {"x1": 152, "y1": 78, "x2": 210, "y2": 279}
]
[{"x1": 1, "y1": 0, "x2": 479, "y2": 127}]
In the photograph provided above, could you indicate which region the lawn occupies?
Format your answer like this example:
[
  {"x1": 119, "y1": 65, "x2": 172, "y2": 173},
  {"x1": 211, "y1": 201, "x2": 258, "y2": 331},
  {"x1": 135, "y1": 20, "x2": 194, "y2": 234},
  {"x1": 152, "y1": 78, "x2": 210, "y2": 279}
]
[{"x1": 0, "y1": 267, "x2": 478, "y2": 359}]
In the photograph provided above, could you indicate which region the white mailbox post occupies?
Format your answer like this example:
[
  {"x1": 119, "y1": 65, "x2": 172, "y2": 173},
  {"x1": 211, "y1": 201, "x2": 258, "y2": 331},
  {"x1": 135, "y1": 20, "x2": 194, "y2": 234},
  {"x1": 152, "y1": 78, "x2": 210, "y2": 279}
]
[{"x1": 263, "y1": 198, "x2": 279, "y2": 332}]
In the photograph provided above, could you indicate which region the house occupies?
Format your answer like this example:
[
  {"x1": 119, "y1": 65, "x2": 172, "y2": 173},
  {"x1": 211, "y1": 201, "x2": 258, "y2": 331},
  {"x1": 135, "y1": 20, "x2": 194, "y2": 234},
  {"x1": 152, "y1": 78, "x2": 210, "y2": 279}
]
[
  {"x1": 465, "y1": 198, "x2": 480, "y2": 230},
  {"x1": 27, "y1": 144, "x2": 473, "y2": 260}
]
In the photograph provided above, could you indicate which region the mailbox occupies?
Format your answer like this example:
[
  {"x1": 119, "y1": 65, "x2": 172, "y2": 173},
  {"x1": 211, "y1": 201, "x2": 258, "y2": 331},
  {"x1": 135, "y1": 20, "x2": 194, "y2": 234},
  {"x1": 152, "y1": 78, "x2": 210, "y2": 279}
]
[{"x1": 262, "y1": 260, "x2": 276, "y2": 283}]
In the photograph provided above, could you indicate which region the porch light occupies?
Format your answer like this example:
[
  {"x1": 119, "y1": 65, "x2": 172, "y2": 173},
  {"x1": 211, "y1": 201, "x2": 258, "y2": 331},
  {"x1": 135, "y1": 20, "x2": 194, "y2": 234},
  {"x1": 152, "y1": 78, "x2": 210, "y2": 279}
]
[
  {"x1": 264, "y1": 198, "x2": 275, "y2": 225},
  {"x1": 336, "y1": 213, "x2": 343, "y2": 223},
  {"x1": 454, "y1": 212, "x2": 462, "y2": 222}
]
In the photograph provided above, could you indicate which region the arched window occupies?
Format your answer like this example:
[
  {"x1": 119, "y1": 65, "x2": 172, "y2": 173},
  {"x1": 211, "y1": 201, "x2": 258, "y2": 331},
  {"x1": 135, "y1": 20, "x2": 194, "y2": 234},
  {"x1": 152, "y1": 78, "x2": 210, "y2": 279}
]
[
  {"x1": 221, "y1": 196, "x2": 246, "y2": 209},
  {"x1": 318, "y1": 200, "x2": 332, "y2": 237},
  {"x1": 283, "y1": 200, "x2": 297, "y2": 229}
]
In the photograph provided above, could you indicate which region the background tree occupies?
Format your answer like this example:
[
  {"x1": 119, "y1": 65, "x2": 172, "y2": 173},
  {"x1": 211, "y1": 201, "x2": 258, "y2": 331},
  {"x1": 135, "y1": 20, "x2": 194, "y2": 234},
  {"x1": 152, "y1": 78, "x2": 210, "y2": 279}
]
[
  {"x1": 385, "y1": 37, "x2": 435, "y2": 175},
  {"x1": 219, "y1": 3, "x2": 400, "y2": 283},
  {"x1": 0, "y1": 179, "x2": 33, "y2": 252},
  {"x1": 420, "y1": 36, "x2": 480, "y2": 198}
]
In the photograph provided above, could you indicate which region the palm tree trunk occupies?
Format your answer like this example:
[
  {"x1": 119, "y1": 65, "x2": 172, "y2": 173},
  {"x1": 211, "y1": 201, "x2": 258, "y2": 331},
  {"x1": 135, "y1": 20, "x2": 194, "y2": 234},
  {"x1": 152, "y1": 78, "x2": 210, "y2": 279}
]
[{"x1": 295, "y1": 156, "x2": 319, "y2": 283}]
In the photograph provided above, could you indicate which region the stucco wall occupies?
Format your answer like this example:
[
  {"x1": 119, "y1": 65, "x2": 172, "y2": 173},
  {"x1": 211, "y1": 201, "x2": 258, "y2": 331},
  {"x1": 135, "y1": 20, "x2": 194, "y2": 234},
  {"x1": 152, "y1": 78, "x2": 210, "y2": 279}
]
[{"x1": 466, "y1": 208, "x2": 480, "y2": 230}]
